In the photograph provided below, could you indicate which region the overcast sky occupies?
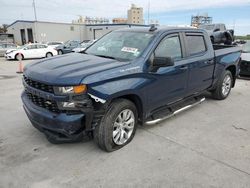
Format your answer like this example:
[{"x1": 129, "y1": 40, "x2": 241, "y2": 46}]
[{"x1": 1, "y1": 0, "x2": 250, "y2": 35}]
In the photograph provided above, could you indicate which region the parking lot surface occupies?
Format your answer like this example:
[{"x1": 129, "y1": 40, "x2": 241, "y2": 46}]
[{"x1": 0, "y1": 57, "x2": 250, "y2": 188}]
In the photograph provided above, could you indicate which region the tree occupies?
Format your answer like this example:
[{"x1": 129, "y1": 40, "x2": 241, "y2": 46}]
[{"x1": 0, "y1": 24, "x2": 8, "y2": 33}]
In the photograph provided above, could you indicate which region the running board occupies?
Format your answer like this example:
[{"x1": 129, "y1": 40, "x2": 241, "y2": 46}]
[{"x1": 145, "y1": 97, "x2": 205, "y2": 125}]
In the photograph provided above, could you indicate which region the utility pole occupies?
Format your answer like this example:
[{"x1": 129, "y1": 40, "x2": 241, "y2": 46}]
[
  {"x1": 147, "y1": 1, "x2": 150, "y2": 25},
  {"x1": 32, "y1": 0, "x2": 37, "y2": 21},
  {"x1": 32, "y1": 0, "x2": 37, "y2": 43}
]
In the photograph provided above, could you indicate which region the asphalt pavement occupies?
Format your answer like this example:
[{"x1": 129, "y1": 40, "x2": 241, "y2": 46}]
[{"x1": 0, "y1": 57, "x2": 250, "y2": 188}]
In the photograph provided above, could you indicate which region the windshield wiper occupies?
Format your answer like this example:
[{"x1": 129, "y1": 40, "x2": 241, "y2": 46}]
[{"x1": 94, "y1": 54, "x2": 116, "y2": 60}]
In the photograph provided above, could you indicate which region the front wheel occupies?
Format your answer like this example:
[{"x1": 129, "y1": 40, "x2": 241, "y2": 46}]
[
  {"x1": 94, "y1": 99, "x2": 138, "y2": 152},
  {"x1": 58, "y1": 50, "x2": 63, "y2": 55},
  {"x1": 211, "y1": 70, "x2": 233, "y2": 100}
]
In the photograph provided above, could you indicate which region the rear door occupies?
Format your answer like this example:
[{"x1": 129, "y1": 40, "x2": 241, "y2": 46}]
[
  {"x1": 36, "y1": 44, "x2": 48, "y2": 57},
  {"x1": 146, "y1": 33, "x2": 189, "y2": 110},
  {"x1": 183, "y1": 32, "x2": 215, "y2": 95}
]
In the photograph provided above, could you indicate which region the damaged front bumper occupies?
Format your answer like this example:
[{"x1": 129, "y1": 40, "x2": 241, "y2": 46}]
[{"x1": 22, "y1": 91, "x2": 101, "y2": 143}]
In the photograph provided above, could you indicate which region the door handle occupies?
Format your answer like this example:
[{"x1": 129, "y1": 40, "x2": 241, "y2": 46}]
[
  {"x1": 179, "y1": 65, "x2": 188, "y2": 70},
  {"x1": 204, "y1": 60, "x2": 214, "y2": 65}
]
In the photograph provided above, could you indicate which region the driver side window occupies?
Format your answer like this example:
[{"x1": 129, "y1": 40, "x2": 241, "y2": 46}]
[{"x1": 154, "y1": 35, "x2": 182, "y2": 61}]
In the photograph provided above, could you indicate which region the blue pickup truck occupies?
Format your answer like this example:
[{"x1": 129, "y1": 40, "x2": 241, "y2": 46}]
[{"x1": 22, "y1": 26, "x2": 241, "y2": 152}]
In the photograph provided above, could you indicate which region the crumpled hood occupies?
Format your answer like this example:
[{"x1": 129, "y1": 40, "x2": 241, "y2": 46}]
[{"x1": 24, "y1": 53, "x2": 128, "y2": 85}]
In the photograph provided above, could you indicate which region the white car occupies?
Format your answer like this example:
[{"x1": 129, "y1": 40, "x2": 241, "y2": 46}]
[{"x1": 4, "y1": 43, "x2": 58, "y2": 60}]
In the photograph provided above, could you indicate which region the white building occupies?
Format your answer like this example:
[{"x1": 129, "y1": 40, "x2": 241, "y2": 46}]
[{"x1": 7, "y1": 20, "x2": 148, "y2": 45}]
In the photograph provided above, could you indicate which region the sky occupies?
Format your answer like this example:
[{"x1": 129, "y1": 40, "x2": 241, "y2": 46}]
[{"x1": 0, "y1": 0, "x2": 250, "y2": 35}]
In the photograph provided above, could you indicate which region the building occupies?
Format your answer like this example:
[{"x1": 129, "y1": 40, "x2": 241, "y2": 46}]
[
  {"x1": 127, "y1": 4, "x2": 144, "y2": 24},
  {"x1": 112, "y1": 18, "x2": 128, "y2": 24},
  {"x1": 72, "y1": 16, "x2": 109, "y2": 24},
  {"x1": 7, "y1": 20, "x2": 148, "y2": 45},
  {"x1": 191, "y1": 13, "x2": 212, "y2": 27}
]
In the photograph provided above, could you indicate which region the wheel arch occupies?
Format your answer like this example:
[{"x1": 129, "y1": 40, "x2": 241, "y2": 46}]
[{"x1": 111, "y1": 94, "x2": 144, "y2": 124}]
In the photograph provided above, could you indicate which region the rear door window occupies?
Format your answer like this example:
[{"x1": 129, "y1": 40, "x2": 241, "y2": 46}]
[
  {"x1": 37, "y1": 45, "x2": 47, "y2": 49},
  {"x1": 185, "y1": 35, "x2": 206, "y2": 56}
]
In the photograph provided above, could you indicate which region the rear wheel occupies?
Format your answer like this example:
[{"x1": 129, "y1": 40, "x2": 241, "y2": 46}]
[
  {"x1": 211, "y1": 70, "x2": 233, "y2": 100},
  {"x1": 94, "y1": 99, "x2": 138, "y2": 152},
  {"x1": 46, "y1": 52, "x2": 53, "y2": 58}
]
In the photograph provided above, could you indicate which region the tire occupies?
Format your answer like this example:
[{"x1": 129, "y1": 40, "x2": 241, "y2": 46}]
[
  {"x1": 210, "y1": 36, "x2": 214, "y2": 44},
  {"x1": 94, "y1": 99, "x2": 138, "y2": 152},
  {"x1": 46, "y1": 52, "x2": 53, "y2": 58},
  {"x1": 15, "y1": 53, "x2": 23, "y2": 60},
  {"x1": 211, "y1": 70, "x2": 233, "y2": 100},
  {"x1": 224, "y1": 31, "x2": 233, "y2": 45},
  {"x1": 58, "y1": 50, "x2": 63, "y2": 55}
]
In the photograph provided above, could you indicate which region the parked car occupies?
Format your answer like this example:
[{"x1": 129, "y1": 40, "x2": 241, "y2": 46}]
[
  {"x1": 22, "y1": 27, "x2": 241, "y2": 151},
  {"x1": 239, "y1": 40, "x2": 250, "y2": 77},
  {"x1": 72, "y1": 40, "x2": 96, "y2": 53},
  {"x1": 0, "y1": 43, "x2": 17, "y2": 56},
  {"x1": 5, "y1": 43, "x2": 58, "y2": 60},
  {"x1": 199, "y1": 23, "x2": 234, "y2": 45},
  {"x1": 46, "y1": 41, "x2": 63, "y2": 48},
  {"x1": 55, "y1": 40, "x2": 81, "y2": 55}
]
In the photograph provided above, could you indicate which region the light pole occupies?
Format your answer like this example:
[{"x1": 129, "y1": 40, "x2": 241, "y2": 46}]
[
  {"x1": 32, "y1": 0, "x2": 38, "y2": 42},
  {"x1": 32, "y1": 0, "x2": 37, "y2": 21}
]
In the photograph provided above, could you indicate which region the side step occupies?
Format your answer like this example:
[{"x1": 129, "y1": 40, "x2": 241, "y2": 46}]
[{"x1": 145, "y1": 97, "x2": 205, "y2": 125}]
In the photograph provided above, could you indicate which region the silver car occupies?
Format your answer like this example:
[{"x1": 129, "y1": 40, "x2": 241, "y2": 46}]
[{"x1": 0, "y1": 43, "x2": 17, "y2": 56}]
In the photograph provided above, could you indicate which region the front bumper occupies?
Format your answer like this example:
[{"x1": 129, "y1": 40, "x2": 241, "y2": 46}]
[
  {"x1": 22, "y1": 92, "x2": 87, "y2": 142},
  {"x1": 4, "y1": 54, "x2": 14, "y2": 60}
]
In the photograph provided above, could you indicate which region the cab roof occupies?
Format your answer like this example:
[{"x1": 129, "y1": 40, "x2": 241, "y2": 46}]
[{"x1": 115, "y1": 26, "x2": 205, "y2": 35}]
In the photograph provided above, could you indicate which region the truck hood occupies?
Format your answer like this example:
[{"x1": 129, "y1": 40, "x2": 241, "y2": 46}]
[{"x1": 24, "y1": 53, "x2": 129, "y2": 85}]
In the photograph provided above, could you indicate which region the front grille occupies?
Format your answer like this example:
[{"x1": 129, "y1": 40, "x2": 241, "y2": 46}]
[
  {"x1": 23, "y1": 75, "x2": 54, "y2": 93},
  {"x1": 26, "y1": 91, "x2": 60, "y2": 113}
]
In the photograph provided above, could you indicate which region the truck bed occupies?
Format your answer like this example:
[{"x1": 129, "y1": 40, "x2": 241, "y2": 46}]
[{"x1": 213, "y1": 44, "x2": 242, "y2": 57}]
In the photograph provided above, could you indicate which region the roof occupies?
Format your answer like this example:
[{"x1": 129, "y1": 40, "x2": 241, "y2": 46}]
[
  {"x1": 7, "y1": 20, "x2": 35, "y2": 28},
  {"x1": 115, "y1": 26, "x2": 201, "y2": 34}
]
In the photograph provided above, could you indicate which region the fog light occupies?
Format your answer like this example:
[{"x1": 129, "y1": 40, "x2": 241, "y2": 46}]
[{"x1": 62, "y1": 102, "x2": 75, "y2": 108}]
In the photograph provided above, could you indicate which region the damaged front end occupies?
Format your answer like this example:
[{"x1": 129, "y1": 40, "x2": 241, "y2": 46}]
[{"x1": 22, "y1": 75, "x2": 106, "y2": 143}]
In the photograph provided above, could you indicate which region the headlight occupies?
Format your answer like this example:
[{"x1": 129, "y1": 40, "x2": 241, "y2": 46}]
[{"x1": 55, "y1": 85, "x2": 87, "y2": 95}]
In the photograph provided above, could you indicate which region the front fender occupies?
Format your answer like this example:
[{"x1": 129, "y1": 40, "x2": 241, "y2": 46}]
[{"x1": 87, "y1": 77, "x2": 149, "y2": 104}]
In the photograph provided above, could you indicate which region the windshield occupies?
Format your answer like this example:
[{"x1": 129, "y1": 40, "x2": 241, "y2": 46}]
[
  {"x1": 242, "y1": 40, "x2": 250, "y2": 53},
  {"x1": 17, "y1": 45, "x2": 27, "y2": 49},
  {"x1": 85, "y1": 31, "x2": 154, "y2": 61},
  {"x1": 199, "y1": 25, "x2": 215, "y2": 30}
]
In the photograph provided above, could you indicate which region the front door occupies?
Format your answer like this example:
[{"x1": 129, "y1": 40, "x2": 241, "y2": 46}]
[{"x1": 146, "y1": 33, "x2": 189, "y2": 111}]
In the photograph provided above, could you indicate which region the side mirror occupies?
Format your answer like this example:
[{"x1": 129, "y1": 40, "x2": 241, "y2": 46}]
[
  {"x1": 153, "y1": 56, "x2": 174, "y2": 67},
  {"x1": 214, "y1": 28, "x2": 220, "y2": 32}
]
